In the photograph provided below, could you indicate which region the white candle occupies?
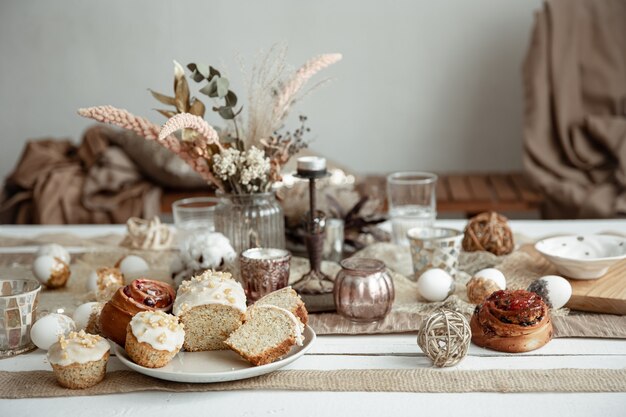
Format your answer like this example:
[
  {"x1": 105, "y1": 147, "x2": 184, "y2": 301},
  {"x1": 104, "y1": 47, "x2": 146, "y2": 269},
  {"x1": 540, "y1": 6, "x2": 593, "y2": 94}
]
[
  {"x1": 297, "y1": 156, "x2": 326, "y2": 172},
  {"x1": 242, "y1": 248, "x2": 290, "y2": 260}
]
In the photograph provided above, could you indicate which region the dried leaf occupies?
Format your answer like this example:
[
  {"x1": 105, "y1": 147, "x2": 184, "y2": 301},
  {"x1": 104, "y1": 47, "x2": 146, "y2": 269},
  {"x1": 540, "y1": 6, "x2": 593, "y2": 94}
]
[
  {"x1": 225, "y1": 90, "x2": 238, "y2": 107},
  {"x1": 149, "y1": 89, "x2": 176, "y2": 106},
  {"x1": 189, "y1": 98, "x2": 206, "y2": 117},
  {"x1": 213, "y1": 105, "x2": 235, "y2": 120},
  {"x1": 208, "y1": 66, "x2": 221, "y2": 79},
  {"x1": 216, "y1": 77, "x2": 230, "y2": 98},
  {"x1": 199, "y1": 79, "x2": 218, "y2": 97},
  {"x1": 345, "y1": 196, "x2": 369, "y2": 223},
  {"x1": 187, "y1": 63, "x2": 207, "y2": 82},
  {"x1": 155, "y1": 109, "x2": 177, "y2": 119},
  {"x1": 175, "y1": 75, "x2": 190, "y2": 112}
]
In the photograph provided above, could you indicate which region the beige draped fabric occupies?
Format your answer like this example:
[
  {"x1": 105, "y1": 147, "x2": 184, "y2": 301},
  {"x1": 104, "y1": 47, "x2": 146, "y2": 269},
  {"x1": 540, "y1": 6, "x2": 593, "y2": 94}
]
[
  {"x1": 523, "y1": 0, "x2": 626, "y2": 218},
  {"x1": 0, "y1": 126, "x2": 160, "y2": 224}
]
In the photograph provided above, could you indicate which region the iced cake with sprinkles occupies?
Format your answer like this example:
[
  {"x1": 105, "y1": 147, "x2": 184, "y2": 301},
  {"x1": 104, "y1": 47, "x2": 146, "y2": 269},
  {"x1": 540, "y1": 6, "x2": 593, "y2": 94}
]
[
  {"x1": 125, "y1": 310, "x2": 185, "y2": 368},
  {"x1": 47, "y1": 330, "x2": 110, "y2": 389},
  {"x1": 173, "y1": 270, "x2": 246, "y2": 351}
]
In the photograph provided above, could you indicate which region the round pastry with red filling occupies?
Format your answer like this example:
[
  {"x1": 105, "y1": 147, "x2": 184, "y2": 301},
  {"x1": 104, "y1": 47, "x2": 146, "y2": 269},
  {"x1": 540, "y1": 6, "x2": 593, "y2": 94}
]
[
  {"x1": 99, "y1": 279, "x2": 175, "y2": 346},
  {"x1": 470, "y1": 289, "x2": 553, "y2": 353}
]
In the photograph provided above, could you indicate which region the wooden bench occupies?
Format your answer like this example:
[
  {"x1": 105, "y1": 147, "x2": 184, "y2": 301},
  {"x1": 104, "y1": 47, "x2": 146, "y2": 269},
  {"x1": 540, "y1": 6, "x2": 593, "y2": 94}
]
[{"x1": 161, "y1": 171, "x2": 543, "y2": 218}]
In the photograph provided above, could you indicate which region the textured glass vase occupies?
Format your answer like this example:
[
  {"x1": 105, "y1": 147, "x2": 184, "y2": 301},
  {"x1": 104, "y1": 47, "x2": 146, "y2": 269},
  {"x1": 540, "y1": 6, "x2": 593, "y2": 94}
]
[{"x1": 214, "y1": 192, "x2": 286, "y2": 254}]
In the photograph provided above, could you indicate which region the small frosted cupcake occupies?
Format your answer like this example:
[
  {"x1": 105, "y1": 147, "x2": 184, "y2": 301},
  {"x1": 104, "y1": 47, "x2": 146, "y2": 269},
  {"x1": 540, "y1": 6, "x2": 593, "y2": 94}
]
[
  {"x1": 125, "y1": 311, "x2": 184, "y2": 368},
  {"x1": 47, "y1": 330, "x2": 110, "y2": 389}
]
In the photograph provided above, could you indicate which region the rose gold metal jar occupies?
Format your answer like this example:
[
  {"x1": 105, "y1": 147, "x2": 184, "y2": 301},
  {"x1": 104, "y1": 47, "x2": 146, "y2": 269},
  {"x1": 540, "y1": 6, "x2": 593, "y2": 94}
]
[
  {"x1": 333, "y1": 258, "x2": 395, "y2": 323},
  {"x1": 240, "y1": 248, "x2": 291, "y2": 303}
]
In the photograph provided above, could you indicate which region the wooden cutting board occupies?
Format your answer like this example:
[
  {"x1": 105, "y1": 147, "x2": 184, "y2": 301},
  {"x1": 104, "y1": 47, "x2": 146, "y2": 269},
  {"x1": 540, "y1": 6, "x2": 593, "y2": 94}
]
[
  {"x1": 520, "y1": 245, "x2": 626, "y2": 315},
  {"x1": 565, "y1": 259, "x2": 626, "y2": 315}
]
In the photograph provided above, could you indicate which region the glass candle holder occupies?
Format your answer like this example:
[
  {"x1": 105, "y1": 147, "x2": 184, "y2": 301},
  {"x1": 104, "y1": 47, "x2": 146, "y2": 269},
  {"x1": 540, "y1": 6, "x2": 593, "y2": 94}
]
[
  {"x1": 333, "y1": 258, "x2": 395, "y2": 323},
  {"x1": 240, "y1": 248, "x2": 291, "y2": 303},
  {"x1": 407, "y1": 227, "x2": 463, "y2": 280},
  {"x1": 0, "y1": 279, "x2": 41, "y2": 357},
  {"x1": 323, "y1": 218, "x2": 344, "y2": 263}
]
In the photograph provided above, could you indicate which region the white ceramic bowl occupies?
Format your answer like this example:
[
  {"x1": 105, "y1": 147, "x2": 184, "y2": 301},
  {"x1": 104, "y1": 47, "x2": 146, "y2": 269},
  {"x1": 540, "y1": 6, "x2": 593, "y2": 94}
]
[{"x1": 535, "y1": 235, "x2": 626, "y2": 279}]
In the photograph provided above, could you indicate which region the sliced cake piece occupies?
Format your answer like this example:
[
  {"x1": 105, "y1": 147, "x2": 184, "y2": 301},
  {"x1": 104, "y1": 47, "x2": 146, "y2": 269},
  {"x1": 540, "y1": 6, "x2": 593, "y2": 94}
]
[
  {"x1": 225, "y1": 305, "x2": 305, "y2": 366},
  {"x1": 173, "y1": 270, "x2": 246, "y2": 351},
  {"x1": 252, "y1": 286, "x2": 308, "y2": 325}
]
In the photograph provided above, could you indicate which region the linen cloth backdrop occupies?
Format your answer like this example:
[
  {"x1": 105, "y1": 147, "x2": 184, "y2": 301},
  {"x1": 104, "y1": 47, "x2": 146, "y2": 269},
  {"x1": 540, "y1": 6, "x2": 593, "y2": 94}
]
[
  {"x1": 523, "y1": 0, "x2": 626, "y2": 219},
  {"x1": 0, "y1": 126, "x2": 160, "y2": 224}
]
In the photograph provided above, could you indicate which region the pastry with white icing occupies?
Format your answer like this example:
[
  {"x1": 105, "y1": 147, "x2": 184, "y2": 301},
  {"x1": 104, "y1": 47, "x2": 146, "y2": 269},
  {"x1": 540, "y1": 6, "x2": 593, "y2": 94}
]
[
  {"x1": 173, "y1": 270, "x2": 246, "y2": 351},
  {"x1": 125, "y1": 311, "x2": 185, "y2": 368},
  {"x1": 47, "y1": 330, "x2": 110, "y2": 389}
]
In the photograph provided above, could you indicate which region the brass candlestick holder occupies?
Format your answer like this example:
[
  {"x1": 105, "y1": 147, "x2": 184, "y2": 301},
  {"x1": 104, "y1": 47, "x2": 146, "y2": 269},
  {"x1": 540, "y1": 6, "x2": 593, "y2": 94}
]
[{"x1": 291, "y1": 157, "x2": 335, "y2": 312}]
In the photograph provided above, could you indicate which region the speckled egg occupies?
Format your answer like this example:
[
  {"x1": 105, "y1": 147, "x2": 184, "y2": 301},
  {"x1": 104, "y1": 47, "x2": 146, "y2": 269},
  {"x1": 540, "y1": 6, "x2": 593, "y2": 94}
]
[
  {"x1": 473, "y1": 268, "x2": 506, "y2": 290},
  {"x1": 36, "y1": 243, "x2": 71, "y2": 265},
  {"x1": 30, "y1": 313, "x2": 76, "y2": 350},
  {"x1": 32, "y1": 255, "x2": 71, "y2": 288},
  {"x1": 527, "y1": 275, "x2": 572, "y2": 310},
  {"x1": 115, "y1": 255, "x2": 149, "y2": 280},
  {"x1": 417, "y1": 268, "x2": 454, "y2": 302}
]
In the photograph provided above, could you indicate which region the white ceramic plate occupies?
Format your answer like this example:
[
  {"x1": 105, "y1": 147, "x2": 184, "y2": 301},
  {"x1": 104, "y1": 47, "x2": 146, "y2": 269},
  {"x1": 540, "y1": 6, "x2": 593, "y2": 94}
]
[
  {"x1": 535, "y1": 234, "x2": 626, "y2": 279},
  {"x1": 114, "y1": 325, "x2": 316, "y2": 383}
]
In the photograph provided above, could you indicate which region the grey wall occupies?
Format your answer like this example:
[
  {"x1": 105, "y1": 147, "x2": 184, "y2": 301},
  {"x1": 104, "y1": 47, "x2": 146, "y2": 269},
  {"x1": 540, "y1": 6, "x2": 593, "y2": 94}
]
[{"x1": 0, "y1": 0, "x2": 542, "y2": 182}]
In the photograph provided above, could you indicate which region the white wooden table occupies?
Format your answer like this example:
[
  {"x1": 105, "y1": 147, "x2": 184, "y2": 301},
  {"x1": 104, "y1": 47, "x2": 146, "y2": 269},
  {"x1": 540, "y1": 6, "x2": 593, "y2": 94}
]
[{"x1": 1, "y1": 220, "x2": 626, "y2": 417}]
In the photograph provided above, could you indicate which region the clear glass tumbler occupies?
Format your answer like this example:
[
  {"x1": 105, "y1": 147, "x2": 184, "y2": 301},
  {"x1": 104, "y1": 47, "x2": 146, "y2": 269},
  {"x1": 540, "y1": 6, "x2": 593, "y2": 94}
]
[
  {"x1": 386, "y1": 172, "x2": 437, "y2": 246},
  {"x1": 172, "y1": 196, "x2": 220, "y2": 241}
]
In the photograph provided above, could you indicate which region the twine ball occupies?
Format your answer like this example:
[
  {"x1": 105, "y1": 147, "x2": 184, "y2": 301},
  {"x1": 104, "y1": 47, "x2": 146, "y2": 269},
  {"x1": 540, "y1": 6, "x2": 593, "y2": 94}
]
[
  {"x1": 466, "y1": 277, "x2": 501, "y2": 304},
  {"x1": 417, "y1": 309, "x2": 471, "y2": 367},
  {"x1": 462, "y1": 211, "x2": 514, "y2": 256}
]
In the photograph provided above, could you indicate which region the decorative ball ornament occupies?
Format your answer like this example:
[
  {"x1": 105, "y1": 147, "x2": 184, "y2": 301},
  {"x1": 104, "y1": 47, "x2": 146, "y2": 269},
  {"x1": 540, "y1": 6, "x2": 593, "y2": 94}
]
[
  {"x1": 462, "y1": 212, "x2": 514, "y2": 256},
  {"x1": 466, "y1": 277, "x2": 501, "y2": 304},
  {"x1": 417, "y1": 309, "x2": 471, "y2": 367}
]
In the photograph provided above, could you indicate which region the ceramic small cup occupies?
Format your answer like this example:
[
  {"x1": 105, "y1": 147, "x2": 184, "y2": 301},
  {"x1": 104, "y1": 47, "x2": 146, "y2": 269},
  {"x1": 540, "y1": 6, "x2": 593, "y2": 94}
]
[{"x1": 407, "y1": 227, "x2": 463, "y2": 280}]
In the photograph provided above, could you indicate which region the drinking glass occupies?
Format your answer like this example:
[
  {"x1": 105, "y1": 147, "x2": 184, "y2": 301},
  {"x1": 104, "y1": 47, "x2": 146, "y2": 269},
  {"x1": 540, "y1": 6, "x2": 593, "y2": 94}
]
[
  {"x1": 386, "y1": 172, "x2": 437, "y2": 246},
  {"x1": 172, "y1": 197, "x2": 220, "y2": 241}
]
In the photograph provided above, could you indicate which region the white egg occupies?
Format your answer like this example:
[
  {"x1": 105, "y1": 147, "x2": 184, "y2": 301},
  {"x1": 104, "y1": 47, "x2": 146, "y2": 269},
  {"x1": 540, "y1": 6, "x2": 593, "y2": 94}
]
[
  {"x1": 417, "y1": 268, "x2": 454, "y2": 302},
  {"x1": 73, "y1": 302, "x2": 102, "y2": 331},
  {"x1": 528, "y1": 275, "x2": 572, "y2": 310},
  {"x1": 117, "y1": 255, "x2": 149, "y2": 279},
  {"x1": 474, "y1": 268, "x2": 506, "y2": 290},
  {"x1": 86, "y1": 270, "x2": 99, "y2": 292},
  {"x1": 30, "y1": 313, "x2": 76, "y2": 350},
  {"x1": 36, "y1": 243, "x2": 70, "y2": 265},
  {"x1": 32, "y1": 255, "x2": 66, "y2": 284}
]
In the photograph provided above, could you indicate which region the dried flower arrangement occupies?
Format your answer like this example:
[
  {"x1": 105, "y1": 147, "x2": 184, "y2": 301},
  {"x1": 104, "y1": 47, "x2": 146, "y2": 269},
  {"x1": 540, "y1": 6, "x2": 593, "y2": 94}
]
[{"x1": 78, "y1": 47, "x2": 341, "y2": 194}]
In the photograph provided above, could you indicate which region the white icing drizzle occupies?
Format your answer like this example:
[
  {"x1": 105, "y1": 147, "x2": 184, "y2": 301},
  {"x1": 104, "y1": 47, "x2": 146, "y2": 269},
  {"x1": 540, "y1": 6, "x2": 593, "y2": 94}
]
[
  {"x1": 252, "y1": 305, "x2": 305, "y2": 346},
  {"x1": 130, "y1": 311, "x2": 184, "y2": 352},
  {"x1": 47, "y1": 330, "x2": 109, "y2": 366},
  {"x1": 173, "y1": 270, "x2": 247, "y2": 315}
]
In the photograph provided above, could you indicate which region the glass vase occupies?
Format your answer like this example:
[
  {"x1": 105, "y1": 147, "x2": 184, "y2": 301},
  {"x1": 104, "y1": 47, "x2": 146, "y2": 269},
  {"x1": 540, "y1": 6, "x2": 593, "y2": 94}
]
[{"x1": 214, "y1": 192, "x2": 286, "y2": 254}]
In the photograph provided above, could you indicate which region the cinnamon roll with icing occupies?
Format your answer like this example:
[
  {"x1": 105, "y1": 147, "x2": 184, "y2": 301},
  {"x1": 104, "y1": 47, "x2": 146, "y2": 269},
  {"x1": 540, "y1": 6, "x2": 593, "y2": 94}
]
[
  {"x1": 470, "y1": 289, "x2": 553, "y2": 353},
  {"x1": 99, "y1": 279, "x2": 175, "y2": 346}
]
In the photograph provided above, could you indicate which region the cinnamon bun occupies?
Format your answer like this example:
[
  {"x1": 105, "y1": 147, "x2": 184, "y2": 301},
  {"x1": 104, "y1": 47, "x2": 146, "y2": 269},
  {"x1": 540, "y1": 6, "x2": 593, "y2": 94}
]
[
  {"x1": 99, "y1": 279, "x2": 175, "y2": 346},
  {"x1": 470, "y1": 289, "x2": 553, "y2": 353}
]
